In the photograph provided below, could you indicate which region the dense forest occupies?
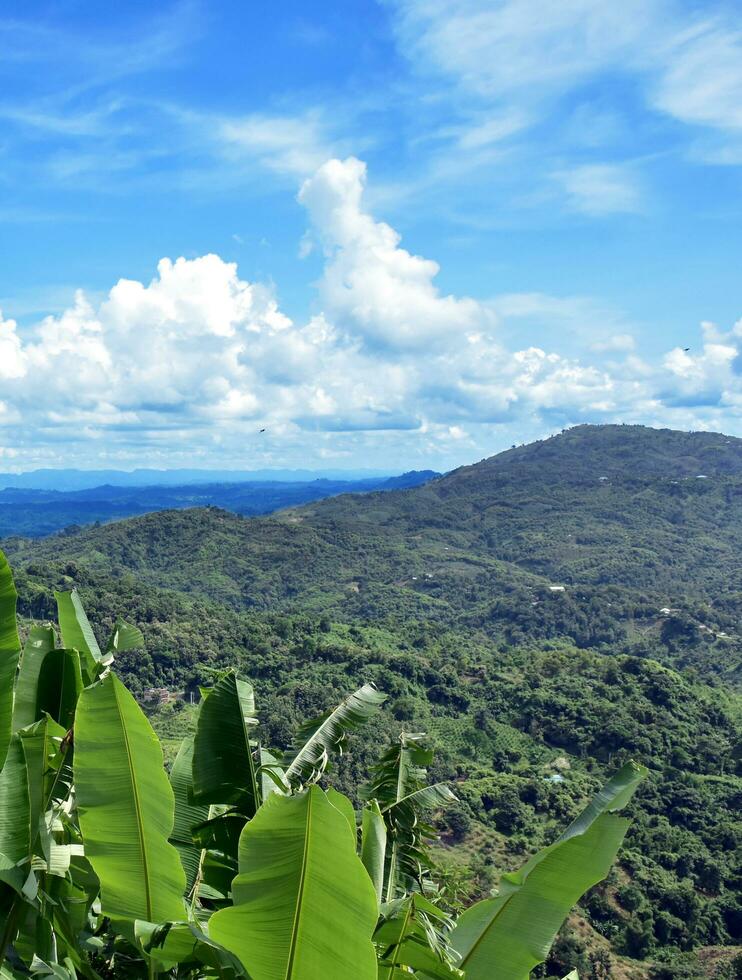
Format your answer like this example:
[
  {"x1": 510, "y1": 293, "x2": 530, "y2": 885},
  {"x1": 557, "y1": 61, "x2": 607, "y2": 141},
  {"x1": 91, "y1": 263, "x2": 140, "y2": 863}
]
[{"x1": 3, "y1": 425, "x2": 741, "y2": 978}]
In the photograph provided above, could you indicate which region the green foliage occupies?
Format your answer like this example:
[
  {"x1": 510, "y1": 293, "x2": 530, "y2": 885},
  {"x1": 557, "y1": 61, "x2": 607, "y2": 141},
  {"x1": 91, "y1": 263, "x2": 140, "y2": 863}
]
[
  {"x1": 210, "y1": 787, "x2": 379, "y2": 980},
  {"x1": 74, "y1": 672, "x2": 187, "y2": 923},
  {"x1": 451, "y1": 763, "x2": 645, "y2": 979},
  {"x1": 0, "y1": 552, "x2": 21, "y2": 771},
  {"x1": 191, "y1": 669, "x2": 260, "y2": 811},
  {"x1": 0, "y1": 554, "x2": 641, "y2": 978}
]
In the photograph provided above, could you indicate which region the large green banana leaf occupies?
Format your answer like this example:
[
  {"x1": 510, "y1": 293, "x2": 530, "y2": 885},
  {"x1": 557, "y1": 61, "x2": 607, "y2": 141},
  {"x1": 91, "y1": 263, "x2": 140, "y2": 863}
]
[
  {"x1": 74, "y1": 673, "x2": 186, "y2": 923},
  {"x1": 169, "y1": 736, "x2": 209, "y2": 896},
  {"x1": 0, "y1": 550, "x2": 21, "y2": 770},
  {"x1": 285, "y1": 684, "x2": 386, "y2": 787},
  {"x1": 0, "y1": 735, "x2": 31, "y2": 895},
  {"x1": 54, "y1": 590, "x2": 102, "y2": 661},
  {"x1": 210, "y1": 786, "x2": 378, "y2": 980},
  {"x1": 12, "y1": 626, "x2": 55, "y2": 732},
  {"x1": 192, "y1": 670, "x2": 259, "y2": 812},
  {"x1": 361, "y1": 800, "x2": 387, "y2": 903},
  {"x1": 451, "y1": 761, "x2": 647, "y2": 980},
  {"x1": 36, "y1": 649, "x2": 83, "y2": 731}
]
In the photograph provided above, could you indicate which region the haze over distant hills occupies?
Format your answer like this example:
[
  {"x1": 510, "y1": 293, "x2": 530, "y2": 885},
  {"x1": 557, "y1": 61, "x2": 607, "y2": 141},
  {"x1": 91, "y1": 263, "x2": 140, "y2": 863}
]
[
  {"x1": 0, "y1": 466, "x2": 398, "y2": 492},
  {"x1": 0, "y1": 470, "x2": 440, "y2": 538}
]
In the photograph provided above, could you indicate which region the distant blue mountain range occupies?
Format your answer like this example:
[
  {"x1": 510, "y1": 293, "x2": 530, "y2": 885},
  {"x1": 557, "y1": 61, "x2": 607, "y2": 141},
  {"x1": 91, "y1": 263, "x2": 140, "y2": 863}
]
[
  {"x1": 0, "y1": 467, "x2": 399, "y2": 492},
  {"x1": 0, "y1": 470, "x2": 441, "y2": 538}
]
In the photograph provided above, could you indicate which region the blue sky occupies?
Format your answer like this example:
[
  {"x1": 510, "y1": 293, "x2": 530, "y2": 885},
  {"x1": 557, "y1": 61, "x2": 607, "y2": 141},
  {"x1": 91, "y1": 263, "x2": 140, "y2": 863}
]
[{"x1": 1, "y1": 0, "x2": 741, "y2": 471}]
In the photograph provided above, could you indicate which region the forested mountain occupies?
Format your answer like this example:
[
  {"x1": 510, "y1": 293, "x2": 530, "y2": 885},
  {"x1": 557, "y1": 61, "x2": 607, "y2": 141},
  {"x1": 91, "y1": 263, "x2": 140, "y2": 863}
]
[
  {"x1": 8, "y1": 425, "x2": 741, "y2": 678},
  {"x1": 3, "y1": 424, "x2": 741, "y2": 978}
]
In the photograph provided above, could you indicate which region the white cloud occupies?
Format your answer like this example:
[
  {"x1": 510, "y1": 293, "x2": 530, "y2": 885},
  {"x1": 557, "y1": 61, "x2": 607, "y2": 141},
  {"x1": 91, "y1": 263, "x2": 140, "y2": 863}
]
[
  {"x1": 0, "y1": 313, "x2": 26, "y2": 380},
  {"x1": 1, "y1": 156, "x2": 741, "y2": 469},
  {"x1": 218, "y1": 111, "x2": 338, "y2": 177},
  {"x1": 386, "y1": 0, "x2": 742, "y2": 189},
  {"x1": 553, "y1": 163, "x2": 643, "y2": 215},
  {"x1": 389, "y1": 0, "x2": 655, "y2": 100},
  {"x1": 651, "y1": 20, "x2": 742, "y2": 131},
  {"x1": 298, "y1": 157, "x2": 493, "y2": 349},
  {"x1": 591, "y1": 333, "x2": 636, "y2": 353}
]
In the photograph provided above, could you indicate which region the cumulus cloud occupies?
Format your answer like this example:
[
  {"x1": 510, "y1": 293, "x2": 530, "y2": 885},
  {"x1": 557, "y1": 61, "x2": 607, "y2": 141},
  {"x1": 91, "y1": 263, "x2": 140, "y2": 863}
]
[
  {"x1": 298, "y1": 158, "x2": 492, "y2": 349},
  {"x1": 1, "y1": 156, "x2": 741, "y2": 469}
]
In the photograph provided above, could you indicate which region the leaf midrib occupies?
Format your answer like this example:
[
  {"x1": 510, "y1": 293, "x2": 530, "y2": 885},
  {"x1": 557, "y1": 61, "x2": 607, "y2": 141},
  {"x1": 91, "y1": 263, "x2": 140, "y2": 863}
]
[
  {"x1": 112, "y1": 678, "x2": 154, "y2": 921},
  {"x1": 284, "y1": 790, "x2": 313, "y2": 980}
]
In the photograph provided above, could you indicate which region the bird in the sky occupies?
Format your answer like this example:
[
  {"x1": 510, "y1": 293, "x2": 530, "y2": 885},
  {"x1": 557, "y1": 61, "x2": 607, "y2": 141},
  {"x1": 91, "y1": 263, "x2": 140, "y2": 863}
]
[
  {"x1": 683, "y1": 347, "x2": 691, "y2": 352},
  {"x1": 259, "y1": 428, "x2": 266, "y2": 433}
]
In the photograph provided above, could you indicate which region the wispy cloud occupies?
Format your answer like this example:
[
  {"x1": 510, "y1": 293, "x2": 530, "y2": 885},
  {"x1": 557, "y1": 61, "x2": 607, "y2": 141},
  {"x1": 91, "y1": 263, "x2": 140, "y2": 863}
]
[
  {"x1": 217, "y1": 110, "x2": 341, "y2": 178},
  {"x1": 650, "y1": 19, "x2": 742, "y2": 131},
  {"x1": 382, "y1": 0, "x2": 742, "y2": 214},
  {"x1": 553, "y1": 163, "x2": 644, "y2": 215}
]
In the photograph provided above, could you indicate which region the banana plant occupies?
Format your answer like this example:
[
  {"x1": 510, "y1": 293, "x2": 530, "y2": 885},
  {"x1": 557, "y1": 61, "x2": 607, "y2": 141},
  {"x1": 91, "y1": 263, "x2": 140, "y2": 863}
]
[
  {"x1": 362, "y1": 731, "x2": 457, "y2": 901},
  {"x1": 210, "y1": 787, "x2": 379, "y2": 980},
  {"x1": 283, "y1": 682, "x2": 387, "y2": 787},
  {"x1": 450, "y1": 761, "x2": 647, "y2": 980},
  {"x1": 0, "y1": 550, "x2": 646, "y2": 979},
  {"x1": 0, "y1": 552, "x2": 22, "y2": 771}
]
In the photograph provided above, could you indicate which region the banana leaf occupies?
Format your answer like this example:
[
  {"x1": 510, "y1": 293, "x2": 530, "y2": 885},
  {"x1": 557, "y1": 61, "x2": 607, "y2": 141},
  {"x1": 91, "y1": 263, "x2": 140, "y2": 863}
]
[
  {"x1": 0, "y1": 735, "x2": 31, "y2": 895},
  {"x1": 375, "y1": 894, "x2": 463, "y2": 980},
  {"x1": 192, "y1": 671, "x2": 259, "y2": 812},
  {"x1": 285, "y1": 684, "x2": 386, "y2": 787},
  {"x1": 54, "y1": 591, "x2": 102, "y2": 663},
  {"x1": 104, "y1": 621, "x2": 144, "y2": 655},
  {"x1": 451, "y1": 761, "x2": 647, "y2": 980},
  {"x1": 361, "y1": 800, "x2": 387, "y2": 903},
  {"x1": 210, "y1": 786, "x2": 378, "y2": 980},
  {"x1": 0, "y1": 550, "x2": 21, "y2": 770},
  {"x1": 135, "y1": 919, "x2": 250, "y2": 977},
  {"x1": 36, "y1": 649, "x2": 83, "y2": 732},
  {"x1": 18, "y1": 715, "x2": 67, "y2": 857},
  {"x1": 74, "y1": 673, "x2": 186, "y2": 923},
  {"x1": 13, "y1": 627, "x2": 56, "y2": 732},
  {"x1": 364, "y1": 733, "x2": 455, "y2": 899},
  {"x1": 326, "y1": 787, "x2": 356, "y2": 838},
  {"x1": 169, "y1": 736, "x2": 209, "y2": 897}
]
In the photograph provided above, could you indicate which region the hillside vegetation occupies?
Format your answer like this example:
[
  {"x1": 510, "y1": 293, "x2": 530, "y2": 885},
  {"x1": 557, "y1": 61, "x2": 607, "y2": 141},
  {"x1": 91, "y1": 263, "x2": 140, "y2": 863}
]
[
  {"x1": 2, "y1": 559, "x2": 652, "y2": 979},
  {"x1": 3, "y1": 424, "x2": 741, "y2": 978}
]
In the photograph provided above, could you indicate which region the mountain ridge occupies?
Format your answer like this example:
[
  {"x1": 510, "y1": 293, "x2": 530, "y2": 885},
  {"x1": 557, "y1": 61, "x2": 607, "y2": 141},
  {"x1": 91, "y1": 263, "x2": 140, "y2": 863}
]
[{"x1": 5, "y1": 423, "x2": 741, "y2": 679}]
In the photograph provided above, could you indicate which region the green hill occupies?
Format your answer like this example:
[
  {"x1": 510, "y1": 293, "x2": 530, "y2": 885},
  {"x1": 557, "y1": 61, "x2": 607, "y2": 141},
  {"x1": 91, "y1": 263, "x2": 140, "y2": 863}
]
[
  {"x1": 8, "y1": 424, "x2": 741, "y2": 677},
  {"x1": 3, "y1": 424, "x2": 741, "y2": 977}
]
